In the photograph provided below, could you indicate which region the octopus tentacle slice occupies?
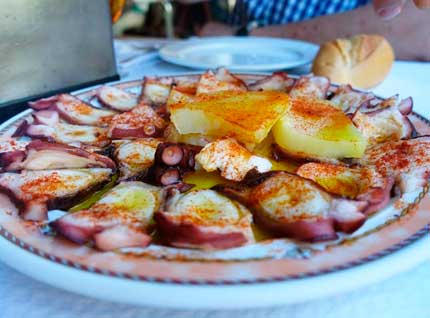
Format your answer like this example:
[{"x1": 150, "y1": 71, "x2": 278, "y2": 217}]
[
  {"x1": 108, "y1": 104, "x2": 167, "y2": 139},
  {"x1": 329, "y1": 84, "x2": 375, "y2": 113},
  {"x1": 0, "y1": 139, "x2": 30, "y2": 153},
  {"x1": 397, "y1": 97, "x2": 413, "y2": 115},
  {"x1": 97, "y1": 86, "x2": 139, "y2": 112},
  {"x1": 149, "y1": 142, "x2": 201, "y2": 186},
  {"x1": 113, "y1": 138, "x2": 162, "y2": 180},
  {"x1": 214, "y1": 171, "x2": 368, "y2": 242},
  {"x1": 28, "y1": 95, "x2": 59, "y2": 110},
  {"x1": 289, "y1": 75, "x2": 330, "y2": 99},
  {"x1": 52, "y1": 182, "x2": 162, "y2": 251},
  {"x1": 0, "y1": 140, "x2": 115, "y2": 172},
  {"x1": 358, "y1": 136, "x2": 430, "y2": 195},
  {"x1": 296, "y1": 162, "x2": 394, "y2": 215},
  {"x1": 248, "y1": 72, "x2": 295, "y2": 92},
  {"x1": 14, "y1": 120, "x2": 110, "y2": 148},
  {"x1": 0, "y1": 139, "x2": 30, "y2": 172},
  {"x1": 140, "y1": 75, "x2": 199, "y2": 108},
  {"x1": 140, "y1": 76, "x2": 174, "y2": 106},
  {"x1": 0, "y1": 168, "x2": 112, "y2": 221},
  {"x1": 351, "y1": 104, "x2": 415, "y2": 144},
  {"x1": 32, "y1": 110, "x2": 60, "y2": 126},
  {"x1": 196, "y1": 68, "x2": 247, "y2": 95},
  {"x1": 155, "y1": 189, "x2": 254, "y2": 249},
  {"x1": 29, "y1": 94, "x2": 116, "y2": 127},
  {"x1": 195, "y1": 137, "x2": 272, "y2": 182}
]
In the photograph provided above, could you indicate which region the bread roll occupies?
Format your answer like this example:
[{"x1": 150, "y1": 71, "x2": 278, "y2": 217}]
[{"x1": 312, "y1": 34, "x2": 394, "y2": 89}]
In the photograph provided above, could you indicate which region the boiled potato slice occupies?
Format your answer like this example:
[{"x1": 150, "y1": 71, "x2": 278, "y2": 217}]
[
  {"x1": 170, "y1": 91, "x2": 290, "y2": 145},
  {"x1": 273, "y1": 97, "x2": 367, "y2": 159},
  {"x1": 163, "y1": 123, "x2": 215, "y2": 147}
]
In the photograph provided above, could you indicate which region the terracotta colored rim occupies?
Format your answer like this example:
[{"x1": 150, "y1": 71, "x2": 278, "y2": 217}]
[{"x1": 0, "y1": 224, "x2": 428, "y2": 285}]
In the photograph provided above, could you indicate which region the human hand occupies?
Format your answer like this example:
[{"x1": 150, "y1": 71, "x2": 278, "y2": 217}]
[{"x1": 373, "y1": 0, "x2": 430, "y2": 19}]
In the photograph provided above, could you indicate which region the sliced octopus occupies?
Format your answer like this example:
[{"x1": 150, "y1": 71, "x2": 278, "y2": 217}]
[
  {"x1": 97, "y1": 85, "x2": 139, "y2": 112},
  {"x1": 148, "y1": 142, "x2": 201, "y2": 186},
  {"x1": 329, "y1": 84, "x2": 375, "y2": 113},
  {"x1": 196, "y1": 68, "x2": 247, "y2": 95},
  {"x1": 351, "y1": 102, "x2": 415, "y2": 144},
  {"x1": 140, "y1": 76, "x2": 174, "y2": 106},
  {"x1": 29, "y1": 94, "x2": 115, "y2": 127},
  {"x1": 215, "y1": 171, "x2": 368, "y2": 241},
  {"x1": 358, "y1": 136, "x2": 430, "y2": 194},
  {"x1": 108, "y1": 104, "x2": 167, "y2": 139},
  {"x1": 248, "y1": 72, "x2": 295, "y2": 92},
  {"x1": 113, "y1": 138, "x2": 161, "y2": 180},
  {"x1": 14, "y1": 120, "x2": 110, "y2": 148},
  {"x1": 296, "y1": 162, "x2": 394, "y2": 215},
  {"x1": 289, "y1": 75, "x2": 330, "y2": 99},
  {"x1": 52, "y1": 182, "x2": 162, "y2": 251},
  {"x1": 0, "y1": 140, "x2": 115, "y2": 172},
  {"x1": 195, "y1": 137, "x2": 272, "y2": 182},
  {"x1": 155, "y1": 189, "x2": 254, "y2": 249},
  {"x1": 0, "y1": 168, "x2": 112, "y2": 221}
]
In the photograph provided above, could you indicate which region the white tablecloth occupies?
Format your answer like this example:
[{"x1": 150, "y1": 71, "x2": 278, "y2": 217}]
[{"x1": 1, "y1": 39, "x2": 430, "y2": 318}]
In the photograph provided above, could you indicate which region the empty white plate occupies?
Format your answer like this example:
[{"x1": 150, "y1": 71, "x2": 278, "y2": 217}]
[{"x1": 159, "y1": 36, "x2": 319, "y2": 72}]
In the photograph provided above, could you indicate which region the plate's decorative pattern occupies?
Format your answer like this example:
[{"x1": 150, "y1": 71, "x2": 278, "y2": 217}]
[
  {"x1": 0, "y1": 222, "x2": 428, "y2": 284},
  {"x1": 0, "y1": 75, "x2": 429, "y2": 285}
]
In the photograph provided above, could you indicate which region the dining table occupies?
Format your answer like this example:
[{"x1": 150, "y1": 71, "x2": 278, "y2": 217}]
[{"x1": 0, "y1": 37, "x2": 429, "y2": 318}]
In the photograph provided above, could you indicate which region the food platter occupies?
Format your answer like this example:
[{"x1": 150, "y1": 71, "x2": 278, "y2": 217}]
[{"x1": 0, "y1": 72, "x2": 429, "y2": 308}]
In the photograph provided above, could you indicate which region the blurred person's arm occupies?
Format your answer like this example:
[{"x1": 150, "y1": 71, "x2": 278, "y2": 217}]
[
  {"x1": 252, "y1": 2, "x2": 429, "y2": 61},
  {"x1": 200, "y1": 2, "x2": 430, "y2": 61}
]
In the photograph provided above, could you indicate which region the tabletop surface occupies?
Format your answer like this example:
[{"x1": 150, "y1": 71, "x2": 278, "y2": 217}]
[{"x1": 1, "y1": 38, "x2": 429, "y2": 318}]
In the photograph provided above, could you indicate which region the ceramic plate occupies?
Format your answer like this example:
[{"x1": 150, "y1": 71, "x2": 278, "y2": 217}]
[
  {"x1": 0, "y1": 74, "x2": 429, "y2": 309},
  {"x1": 159, "y1": 37, "x2": 319, "y2": 71}
]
